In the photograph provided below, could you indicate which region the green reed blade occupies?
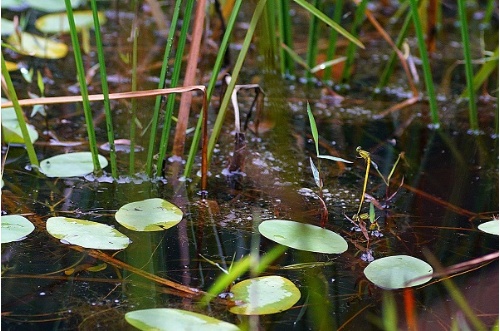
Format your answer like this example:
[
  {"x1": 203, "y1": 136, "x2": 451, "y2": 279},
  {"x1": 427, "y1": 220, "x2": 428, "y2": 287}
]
[
  {"x1": 409, "y1": 0, "x2": 440, "y2": 126},
  {"x1": 294, "y1": 0, "x2": 364, "y2": 49},
  {"x1": 377, "y1": 10, "x2": 411, "y2": 89},
  {"x1": 155, "y1": 0, "x2": 196, "y2": 175},
  {"x1": 130, "y1": 22, "x2": 139, "y2": 175},
  {"x1": 90, "y1": 0, "x2": 117, "y2": 178},
  {"x1": 457, "y1": 0, "x2": 479, "y2": 131},
  {"x1": 183, "y1": 0, "x2": 243, "y2": 179},
  {"x1": 145, "y1": 0, "x2": 182, "y2": 177},
  {"x1": 467, "y1": 46, "x2": 498, "y2": 96},
  {"x1": 278, "y1": 0, "x2": 294, "y2": 76},
  {"x1": 65, "y1": 0, "x2": 101, "y2": 174},
  {"x1": 1, "y1": 54, "x2": 39, "y2": 168},
  {"x1": 305, "y1": 0, "x2": 320, "y2": 82},
  {"x1": 206, "y1": 0, "x2": 268, "y2": 165},
  {"x1": 323, "y1": 0, "x2": 344, "y2": 82},
  {"x1": 341, "y1": 0, "x2": 368, "y2": 83}
]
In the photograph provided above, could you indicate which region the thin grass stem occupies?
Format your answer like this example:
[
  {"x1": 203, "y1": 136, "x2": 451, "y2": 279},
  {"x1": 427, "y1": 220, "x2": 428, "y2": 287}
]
[
  {"x1": 457, "y1": 0, "x2": 479, "y2": 131},
  {"x1": 1, "y1": 54, "x2": 39, "y2": 168},
  {"x1": 323, "y1": 0, "x2": 343, "y2": 82},
  {"x1": 64, "y1": 0, "x2": 101, "y2": 174},
  {"x1": 409, "y1": 0, "x2": 440, "y2": 126},
  {"x1": 341, "y1": 0, "x2": 368, "y2": 83},
  {"x1": 90, "y1": 0, "x2": 117, "y2": 178},
  {"x1": 278, "y1": 0, "x2": 294, "y2": 76},
  {"x1": 130, "y1": 21, "x2": 139, "y2": 175},
  {"x1": 305, "y1": 0, "x2": 320, "y2": 82}
]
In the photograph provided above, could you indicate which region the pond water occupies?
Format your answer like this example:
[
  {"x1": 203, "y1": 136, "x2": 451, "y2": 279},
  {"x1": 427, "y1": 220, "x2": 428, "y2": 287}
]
[{"x1": 1, "y1": 1, "x2": 498, "y2": 331}]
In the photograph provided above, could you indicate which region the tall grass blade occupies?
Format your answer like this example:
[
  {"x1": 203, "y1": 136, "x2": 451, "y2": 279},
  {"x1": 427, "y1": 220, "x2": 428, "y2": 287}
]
[
  {"x1": 294, "y1": 0, "x2": 364, "y2": 49},
  {"x1": 64, "y1": 0, "x2": 101, "y2": 174},
  {"x1": 341, "y1": 0, "x2": 368, "y2": 83},
  {"x1": 409, "y1": 0, "x2": 440, "y2": 126},
  {"x1": 90, "y1": 0, "x2": 117, "y2": 178},
  {"x1": 305, "y1": 0, "x2": 320, "y2": 82},
  {"x1": 156, "y1": 0, "x2": 196, "y2": 175},
  {"x1": 1, "y1": 54, "x2": 39, "y2": 168},
  {"x1": 457, "y1": 0, "x2": 479, "y2": 131},
  {"x1": 145, "y1": 0, "x2": 182, "y2": 177},
  {"x1": 323, "y1": 0, "x2": 344, "y2": 82},
  {"x1": 130, "y1": 21, "x2": 139, "y2": 175},
  {"x1": 183, "y1": 0, "x2": 243, "y2": 179},
  {"x1": 207, "y1": 0, "x2": 268, "y2": 165},
  {"x1": 278, "y1": 0, "x2": 294, "y2": 76}
]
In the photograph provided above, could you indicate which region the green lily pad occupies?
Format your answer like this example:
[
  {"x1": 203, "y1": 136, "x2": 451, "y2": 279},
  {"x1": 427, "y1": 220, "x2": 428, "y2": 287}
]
[
  {"x1": 478, "y1": 219, "x2": 499, "y2": 235},
  {"x1": 115, "y1": 198, "x2": 183, "y2": 231},
  {"x1": 1, "y1": 106, "x2": 39, "y2": 144},
  {"x1": 363, "y1": 255, "x2": 433, "y2": 289},
  {"x1": 229, "y1": 276, "x2": 301, "y2": 315},
  {"x1": 35, "y1": 11, "x2": 107, "y2": 34},
  {"x1": 1, "y1": 18, "x2": 15, "y2": 36},
  {"x1": 46, "y1": 217, "x2": 130, "y2": 250},
  {"x1": 1, "y1": 215, "x2": 35, "y2": 243},
  {"x1": 258, "y1": 219, "x2": 348, "y2": 254},
  {"x1": 7, "y1": 31, "x2": 68, "y2": 59},
  {"x1": 40, "y1": 152, "x2": 108, "y2": 177},
  {"x1": 125, "y1": 308, "x2": 240, "y2": 331},
  {"x1": 25, "y1": 0, "x2": 86, "y2": 12}
]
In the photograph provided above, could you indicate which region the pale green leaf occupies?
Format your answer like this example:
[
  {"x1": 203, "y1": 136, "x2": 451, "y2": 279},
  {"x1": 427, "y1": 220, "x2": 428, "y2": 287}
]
[
  {"x1": 258, "y1": 220, "x2": 348, "y2": 254},
  {"x1": 125, "y1": 308, "x2": 240, "y2": 331},
  {"x1": 40, "y1": 152, "x2": 108, "y2": 177},
  {"x1": 318, "y1": 154, "x2": 353, "y2": 163},
  {"x1": 1, "y1": 215, "x2": 35, "y2": 243},
  {"x1": 115, "y1": 198, "x2": 183, "y2": 231},
  {"x1": 229, "y1": 276, "x2": 301, "y2": 315},
  {"x1": 46, "y1": 216, "x2": 130, "y2": 250},
  {"x1": 35, "y1": 11, "x2": 107, "y2": 34},
  {"x1": 478, "y1": 219, "x2": 499, "y2": 235}
]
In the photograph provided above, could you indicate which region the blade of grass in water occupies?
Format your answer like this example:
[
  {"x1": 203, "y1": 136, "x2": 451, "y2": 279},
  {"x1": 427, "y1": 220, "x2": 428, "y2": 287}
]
[
  {"x1": 207, "y1": 0, "x2": 268, "y2": 165},
  {"x1": 409, "y1": 0, "x2": 440, "y2": 126},
  {"x1": 90, "y1": 0, "x2": 117, "y2": 178},
  {"x1": 323, "y1": 0, "x2": 344, "y2": 82},
  {"x1": 183, "y1": 0, "x2": 243, "y2": 179},
  {"x1": 305, "y1": 0, "x2": 320, "y2": 82},
  {"x1": 155, "y1": 0, "x2": 195, "y2": 175},
  {"x1": 341, "y1": 0, "x2": 368, "y2": 83},
  {"x1": 278, "y1": 0, "x2": 294, "y2": 76},
  {"x1": 130, "y1": 20, "x2": 139, "y2": 175},
  {"x1": 145, "y1": 0, "x2": 182, "y2": 177},
  {"x1": 457, "y1": 0, "x2": 479, "y2": 131},
  {"x1": 1, "y1": 54, "x2": 39, "y2": 168},
  {"x1": 64, "y1": 0, "x2": 101, "y2": 174}
]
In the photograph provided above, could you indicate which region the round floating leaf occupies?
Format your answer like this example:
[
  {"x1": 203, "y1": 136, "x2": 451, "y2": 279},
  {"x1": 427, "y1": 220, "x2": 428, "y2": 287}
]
[
  {"x1": 478, "y1": 219, "x2": 499, "y2": 235},
  {"x1": 35, "y1": 11, "x2": 107, "y2": 34},
  {"x1": 258, "y1": 219, "x2": 348, "y2": 254},
  {"x1": 40, "y1": 152, "x2": 108, "y2": 177},
  {"x1": 364, "y1": 255, "x2": 433, "y2": 289},
  {"x1": 46, "y1": 217, "x2": 130, "y2": 250},
  {"x1": 125, "y1": 308, "x2": 240, "y2": 331},
  {"x1": 1, "y1": 105, "x2": 39, "y2": 144},
  {"x1": 7, "y1": 31, "x2": 68, "y2": 59},
  {"x1": 1, "y1": 215, "x2": 35, "y2": 243},
  {"x1": 24, "y1": 0, "x2": 85, "y2": 12},
  {"x1": 229, "y1": 276, "x2": 301, "y2": 315},
  {"x1": 1, "y1": 18, "x2": 15, "y2": 36},
  {"x1": 115, "y1": 198, "x2": 183, "y2": 231}
]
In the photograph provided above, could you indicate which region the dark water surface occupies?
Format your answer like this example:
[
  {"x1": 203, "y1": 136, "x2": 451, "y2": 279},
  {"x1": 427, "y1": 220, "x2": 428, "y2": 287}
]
[{"x1": 2, "y1": 2, "x2": 498, "y2": 331}]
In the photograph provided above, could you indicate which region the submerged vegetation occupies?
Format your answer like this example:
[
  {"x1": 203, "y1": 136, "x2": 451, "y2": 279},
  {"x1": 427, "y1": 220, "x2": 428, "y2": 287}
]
[{"x1": 1, "y1": 0, "x2": 498, "y2": 330}]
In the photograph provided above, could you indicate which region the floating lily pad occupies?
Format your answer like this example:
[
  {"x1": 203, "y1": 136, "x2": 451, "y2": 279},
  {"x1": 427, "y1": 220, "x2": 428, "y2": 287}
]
[
  {"x1": 478, "y1": 219, "x2": 499, "y2": 235},
  {"x1": 35, "y1": 11, "x2": 107, "y2": 34},
  {"x1": 258, "y1": 219, "x2": 348, "y2": 254},
  {"x1": 7, "y1": 31, "x2": 68, "y2": 59},
  {"x1": 363, "y1": 255, "x2": 433, "y2": 289},
  {"x1": 125, "y1": 308, "x2": 240, "y2": 331},
  {"x1": 46, "y1": 217, "x2": 130, "y2": 250},
  {"x1": 1, "y1": 18, "x2": 15, "y2": 36},
  {"x1": 1, "y1": 106, "x2": 39, "y2": 144},
  {"x1": 40, "y1": 152, "x2": 108, "y2": 177},
  {"x1": 115, "y1": 198, "x2": 183, "y2": 231},
  {"x1": 1, "y1": 215, "x2": 35, "y2": 243},
  {"x1": 24, "y1": 0, "x2": 86, "y2": 12},
  {"x1": 229, "y1": 276, "x2": 301, "y2": 315}
]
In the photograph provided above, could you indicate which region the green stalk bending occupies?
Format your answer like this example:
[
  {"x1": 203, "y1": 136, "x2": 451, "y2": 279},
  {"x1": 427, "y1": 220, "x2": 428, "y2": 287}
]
[
  {"x1": 90, "y1": 0, "x2": 117, "y2": 178},
  {"x1": 457, "y1": 0, "x2": 479, "y2": 131},
  {"x1": 155, "y1": 0, "x2": 195, "y2": 174},
  {"x1": 65, "y1": 0, "x2": 101, "y2": 173},
  {"x1": 409, "y1": 0, "x2": 440, "y2": 126},
  {"x1": 1, "y1": 54, "x2": 39, "y2": 168},
  {"x1": 206, "y1": 0, "x2": 269, "y2": 165},
  {"x1": 145, "y1": 0, "x2": 182, "y2": 177},
  {"x1": 183, "y1": 0, "x2": 243, "y2": 179}
]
